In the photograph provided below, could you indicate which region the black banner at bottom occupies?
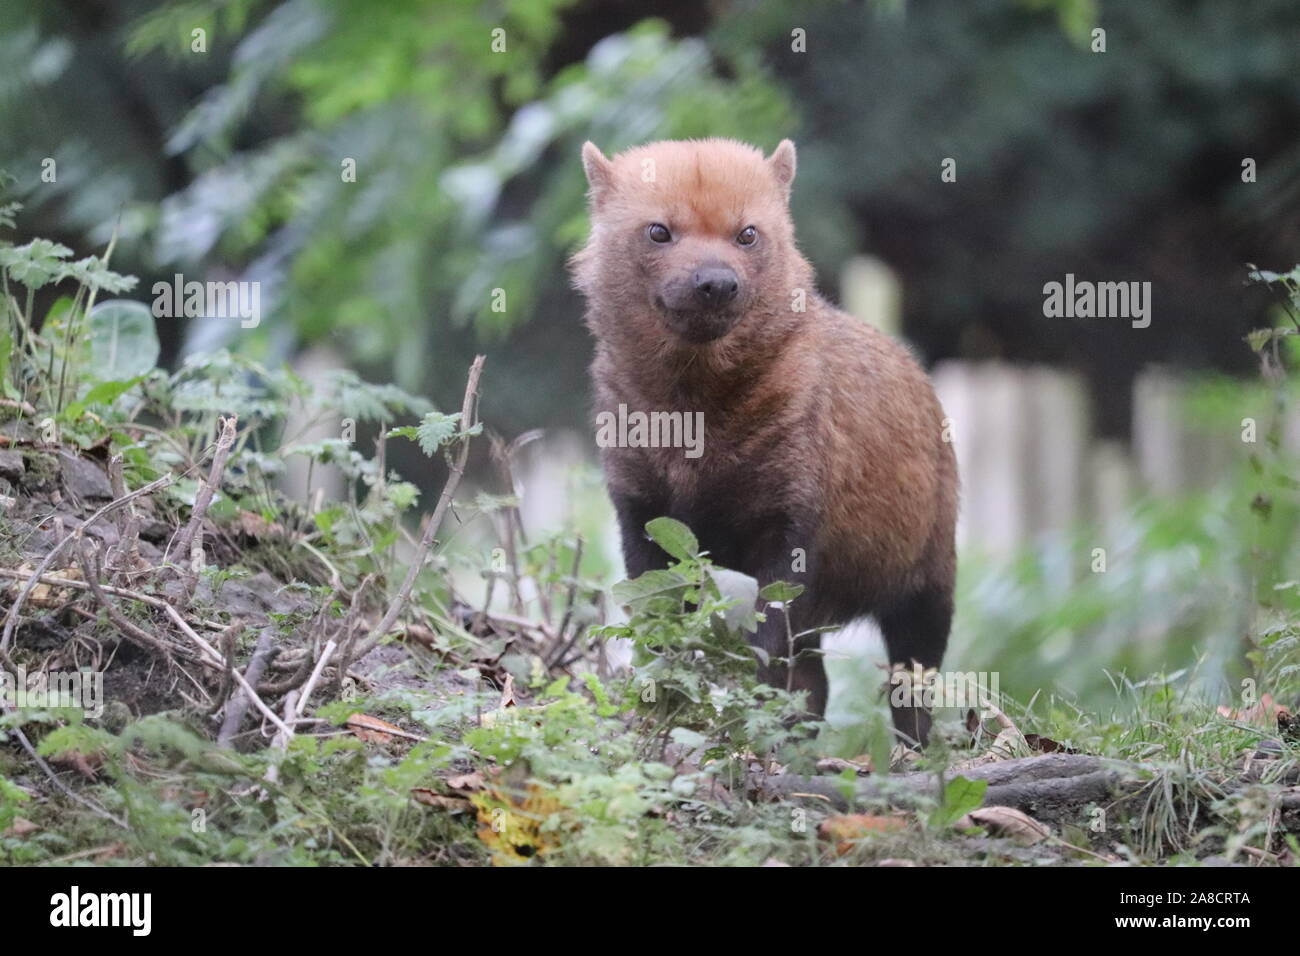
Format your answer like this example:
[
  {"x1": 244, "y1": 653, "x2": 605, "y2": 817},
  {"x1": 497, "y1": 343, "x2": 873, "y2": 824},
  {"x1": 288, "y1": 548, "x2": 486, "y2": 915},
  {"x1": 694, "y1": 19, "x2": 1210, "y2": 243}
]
[{"x1": 1, "y1": 863, "x2": 1280, "y2": 941}]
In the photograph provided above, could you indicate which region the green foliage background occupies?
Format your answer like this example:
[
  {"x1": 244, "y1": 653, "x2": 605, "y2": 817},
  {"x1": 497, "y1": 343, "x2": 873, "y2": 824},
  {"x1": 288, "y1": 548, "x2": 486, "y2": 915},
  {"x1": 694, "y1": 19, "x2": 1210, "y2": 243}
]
[{"x1": 4, "y1": 0, "x2": 1297, "y2": 433}]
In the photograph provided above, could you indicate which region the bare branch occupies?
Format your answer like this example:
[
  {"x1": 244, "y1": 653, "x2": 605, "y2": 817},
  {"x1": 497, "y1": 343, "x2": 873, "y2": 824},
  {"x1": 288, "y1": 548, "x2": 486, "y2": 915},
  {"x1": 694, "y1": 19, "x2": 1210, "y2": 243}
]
[
  {"x1": 359, "y1": 356, "x2": 485, "y2": 657},
  {"x1": 168, "y1": 414, "x2": 239, "y2": 576},
  {"x1": 1, "y1": 470, "x2": 175, "y2": 653}
]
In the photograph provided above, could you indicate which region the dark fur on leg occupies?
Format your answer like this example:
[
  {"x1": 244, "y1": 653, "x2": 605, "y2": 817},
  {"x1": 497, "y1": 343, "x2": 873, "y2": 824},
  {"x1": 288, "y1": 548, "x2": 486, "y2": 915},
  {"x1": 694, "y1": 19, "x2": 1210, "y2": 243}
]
[{"x1": 879, "y1": 583, "x2": 953, "y2": 747}]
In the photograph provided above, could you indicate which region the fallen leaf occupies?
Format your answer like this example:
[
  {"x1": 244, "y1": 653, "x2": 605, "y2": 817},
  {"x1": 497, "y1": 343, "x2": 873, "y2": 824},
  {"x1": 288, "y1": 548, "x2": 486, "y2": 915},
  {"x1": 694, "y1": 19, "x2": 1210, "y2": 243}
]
[
  {"x1": 1218, "y1": 693, "x2": 1290, "y2": 726},
  {"x1": 9, "y1": 563, "x2": 83, "y2": 607},
  {"x1": 988, "y1": 726, "x2": 1031, "y2": 760},
  {"x1": 967, "y1": 708, "x2": 1078, "y2": 755},
  {"x1": 816, "y1": 755, "x2": 872, "y2": 775},
  {"x1": 158, "y1": 787, "x2": 209, "y2": 808},
  {"x1": 819, "y1": 813, "x2": 909, "y2": 855},
  {"x1": 498, "y1": 673, "x2": 517, "y2": 710},
  {"x1": 473, "y1": 781, "x2": 564, "y2": 866},
  {"x1": 400, "y1": 623, "x2": 437, "y2": 648},
  {"x1": 474, "y1": 673, "x2": 525, "y2": 729},
  {"x1": 960, "y1": 806, "x2": 1051, "y2": 845},
  {"x1": 447, "y1": 771, "x2": 486, "y2": 793},
  {"x1": 411, "y1": 789, "x2": 472, "y2": 813},
  {"x1": 51, "y1": 749, "x2": 102, "y2": 780},
  {"x1": 345, "y1": 713, "x2": 403, "y2": 744},
  {"x1": 234, "y1": 509, "x2": 284, "y2": 538},
  {"x1": 981, "y1": 697, "x2": 1017, "y2": 731},
  {"x1": 1023, "y1": 733, "x2": 1079, "y2": 754},
  {"x1": 2, "y1": 817, "x2": 39, "y2": 837}
]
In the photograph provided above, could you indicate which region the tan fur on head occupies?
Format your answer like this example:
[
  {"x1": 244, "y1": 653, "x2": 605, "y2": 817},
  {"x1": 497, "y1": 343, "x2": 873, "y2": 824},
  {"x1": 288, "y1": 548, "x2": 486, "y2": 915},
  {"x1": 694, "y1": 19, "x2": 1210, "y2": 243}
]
[
  {"x1": 577, "y1": 138, "x2": 793, "y2": 233},
  {"x1": 571, "y1": 138, "x2": 812, "y2": 360},
  {"x1": 580, "y1": 141, "x2": 614, "y2": 207},
  {"x1": 767, "y1": 139, "x2": 796, "y2": 196}
]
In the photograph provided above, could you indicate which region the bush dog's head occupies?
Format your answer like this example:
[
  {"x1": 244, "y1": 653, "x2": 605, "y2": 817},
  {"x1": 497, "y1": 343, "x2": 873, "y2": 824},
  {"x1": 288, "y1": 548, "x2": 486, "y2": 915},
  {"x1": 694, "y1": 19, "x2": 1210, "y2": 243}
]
[{"x1": 573, "y1": 138, "x2": 804, "y2": 348}]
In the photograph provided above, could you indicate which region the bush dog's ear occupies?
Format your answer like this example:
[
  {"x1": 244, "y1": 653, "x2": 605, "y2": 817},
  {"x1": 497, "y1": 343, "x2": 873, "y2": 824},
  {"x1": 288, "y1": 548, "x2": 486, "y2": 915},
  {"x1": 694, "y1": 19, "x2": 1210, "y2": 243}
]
[
  {"x1": 767, "y1": 139, "x2": 797, "y2": 198},
  {"x1": 581, "y1": 142, "x2": 615, "y2": 207}
]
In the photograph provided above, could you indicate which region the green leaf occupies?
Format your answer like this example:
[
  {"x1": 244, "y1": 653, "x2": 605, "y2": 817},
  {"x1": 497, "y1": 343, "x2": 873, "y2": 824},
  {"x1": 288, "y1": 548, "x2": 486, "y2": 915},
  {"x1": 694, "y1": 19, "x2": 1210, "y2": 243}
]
[
  {"x1": 64, "y1": 375, "x2": 146, "y2": 420},
  {"x1": 867, "y1": 711, "x2": 894, "y2": 790},
  {"x1": 1246, "y1": 328, "x2": 1274, "y2": 353},
  {"x1": 611, "y1": 568, "x2": 690, "y2": 609},
  {"x1": 417, "y1": 412, "x2": 462, "y2": 453},
  {"x1": 645, "y1": 516, "x2": 698, "y2": 561},
  {"x1": 759, "y1": 580, "x2": 805, "y2": 604},
  {"x1": 834, "y1": 767, "x2": 859, "y2": 806},
  {"x1": 669, "y1": 727, "x2": 708, "y2": 751},
  {"x1": 326, "y1": 369, "x2": 432, "y2": 421},
  {"x1": 314, "y1": 506, "x2": 342, "y2": 539},
  {"x1": 0, "y1": 201, "x2": 20, "y2": 230},
  {"x1": 209, "y1": 494, "x2": 238, "y2": 522},
  {"x1": 285, "y1": 438, "x2": 352, "y2": 463},
  {"x1": 385, "y1": 481, "x2": 419, "y2": 512},
  {"x1": 35, "y1": 723, "x2": 116, "y2": 758},
  {"x1": 62, "y1": 256, "x2": 138, "y2": 295},
  {"x1": 928, "y1": 775, "x2": 988, "y2": 829},
  {"x1": 0, "y1": 238, "x2": 73, "y2": 289},
  {"x1": 86, "y1": 300, "x2": 160, "y2": 380},
  {"x1": 709, "y1": 567, "x2": 759, "y2": 634},
  {"x1": 388, "y1": 412, "x2": 463, "y2": 457},
  {"x1": 474, "y1": 491, "x2": 521, "y2": 513},
  {"x1": 0, "y1": 329, "x2": 10, "y2": 395},
  {"x1": 42, "y1": 296, "x2": 76, "y2": 330}
]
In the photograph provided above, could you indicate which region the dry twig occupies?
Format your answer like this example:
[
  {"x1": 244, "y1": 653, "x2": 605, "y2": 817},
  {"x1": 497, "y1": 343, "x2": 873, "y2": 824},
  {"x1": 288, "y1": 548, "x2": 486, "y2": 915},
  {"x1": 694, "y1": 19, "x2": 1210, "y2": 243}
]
[
  {"x1": 168, "y1": 414, "x2": 238, "y2": 587},
  {"x1": 72, "y1": 543, "x2": 175, "y2": 660},
  {"x1": 217, "y1": 626, "x2": 278, "y2": 748},
  {"x1": 359, "y1": 356, "x2": 484, "y2": 657},
  {"x1": 1, "y1": 470, "x2": 175, "y2": 653}
]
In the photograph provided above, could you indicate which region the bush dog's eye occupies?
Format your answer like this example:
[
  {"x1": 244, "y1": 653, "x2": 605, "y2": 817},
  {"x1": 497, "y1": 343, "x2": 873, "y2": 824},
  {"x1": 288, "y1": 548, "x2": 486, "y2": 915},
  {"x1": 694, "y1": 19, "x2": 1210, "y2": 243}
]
[
  {"x1": 737, "y1": 226, "x2": 758, "y2": 246},
  {"x1": 647, "y1": 223, "x2": 672, "y2": 243}
]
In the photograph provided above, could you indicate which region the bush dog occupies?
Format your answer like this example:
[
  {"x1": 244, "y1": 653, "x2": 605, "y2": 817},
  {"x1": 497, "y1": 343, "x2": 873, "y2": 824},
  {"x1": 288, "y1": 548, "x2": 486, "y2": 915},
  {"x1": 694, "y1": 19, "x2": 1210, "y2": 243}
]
[{"x1": 572, "y1": 138, "x2": 958, "y2": 745}]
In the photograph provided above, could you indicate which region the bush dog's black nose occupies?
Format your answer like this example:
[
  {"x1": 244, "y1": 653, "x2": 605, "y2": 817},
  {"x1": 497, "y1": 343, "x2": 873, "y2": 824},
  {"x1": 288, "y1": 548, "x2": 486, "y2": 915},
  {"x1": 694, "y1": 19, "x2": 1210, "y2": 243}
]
[{"x1": 693, "y1": 266, "x2": 739, "y2": 308}]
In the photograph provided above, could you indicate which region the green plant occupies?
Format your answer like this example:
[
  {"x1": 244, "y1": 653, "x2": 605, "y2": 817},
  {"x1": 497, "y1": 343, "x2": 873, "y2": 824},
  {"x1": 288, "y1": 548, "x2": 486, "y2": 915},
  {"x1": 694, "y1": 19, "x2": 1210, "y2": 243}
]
[{"x1": 596, "y1": 518, "x2": 826, "y2": 771}]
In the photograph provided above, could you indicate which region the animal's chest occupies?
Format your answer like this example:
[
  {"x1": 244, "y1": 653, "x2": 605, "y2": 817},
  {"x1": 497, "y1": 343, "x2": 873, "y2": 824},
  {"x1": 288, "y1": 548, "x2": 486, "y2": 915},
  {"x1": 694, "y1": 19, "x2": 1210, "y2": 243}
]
[
  {"x1": 638, "y1": 445, "x2": 772, "y2": 569},
  {"x1": 635, "y1": 437, "x2": 734, "y2": 503}
]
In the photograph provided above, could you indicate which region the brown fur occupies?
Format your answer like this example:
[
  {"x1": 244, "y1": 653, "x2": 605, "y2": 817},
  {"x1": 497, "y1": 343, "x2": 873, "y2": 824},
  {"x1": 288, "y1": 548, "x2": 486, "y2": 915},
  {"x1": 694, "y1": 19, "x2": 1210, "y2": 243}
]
[{"x1": 572, "y1": 138, "x2": 958, "y2": 744}]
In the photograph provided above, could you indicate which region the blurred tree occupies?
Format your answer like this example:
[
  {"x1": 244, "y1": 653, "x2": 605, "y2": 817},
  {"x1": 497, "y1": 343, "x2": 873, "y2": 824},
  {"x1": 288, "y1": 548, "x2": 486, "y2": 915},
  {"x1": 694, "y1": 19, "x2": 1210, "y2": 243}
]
[
  {"x1": 1, "y1": 1, "x2": 792, "y2": 435},
  {"x1": 721, "y1": 0, "x2": 1300, "y2": 435}
]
